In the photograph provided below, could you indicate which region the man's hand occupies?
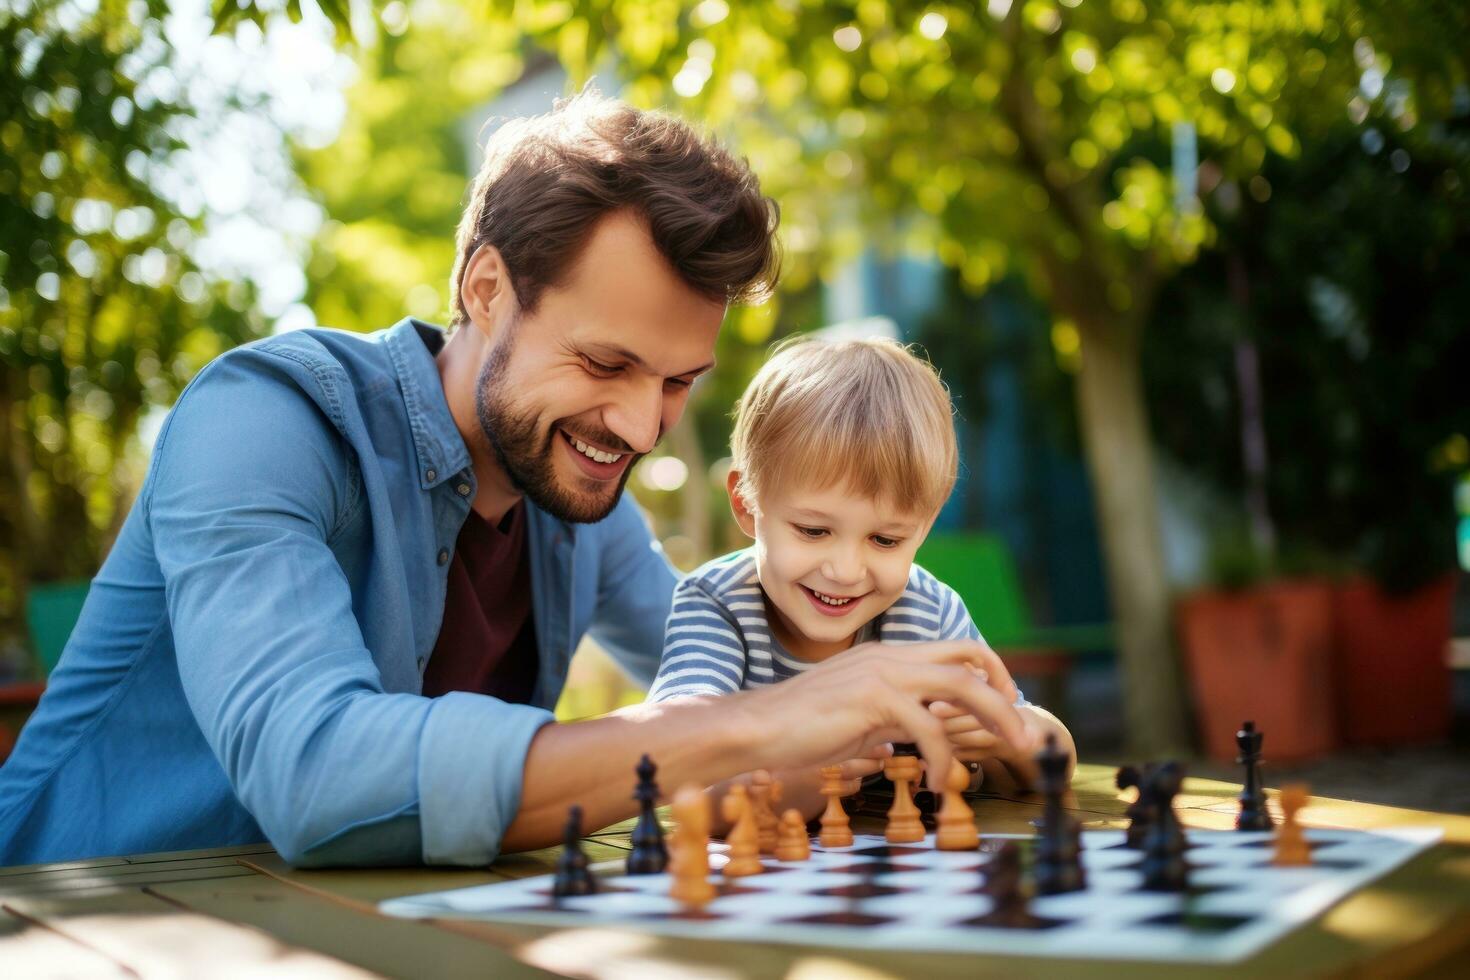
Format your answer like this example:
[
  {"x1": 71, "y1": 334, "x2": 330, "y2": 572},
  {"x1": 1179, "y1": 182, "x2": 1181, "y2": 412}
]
[
  {"x1": 503, "y1": 639, "x2": 1038, "y2": 853},
  {"x1": 733, "y1": 639, "x2": 1035, "y2": 791}
]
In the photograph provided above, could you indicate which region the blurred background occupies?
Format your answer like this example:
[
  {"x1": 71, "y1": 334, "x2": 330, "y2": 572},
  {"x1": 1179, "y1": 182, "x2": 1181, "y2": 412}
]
[{"x1": 2, "y1": 0, "x2": 1467, "y2": 808}]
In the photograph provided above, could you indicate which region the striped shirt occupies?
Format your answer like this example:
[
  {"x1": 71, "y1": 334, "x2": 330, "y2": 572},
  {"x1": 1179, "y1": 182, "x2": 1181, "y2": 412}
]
[{"x1": 649, "y1": 549, "x2": 1026, "y2": 704}]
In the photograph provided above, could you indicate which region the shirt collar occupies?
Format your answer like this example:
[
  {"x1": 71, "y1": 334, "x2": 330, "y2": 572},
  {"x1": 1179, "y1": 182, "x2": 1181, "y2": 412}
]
[{"x1": 384, "y1": 317, "x2": 472, "y2": 490}]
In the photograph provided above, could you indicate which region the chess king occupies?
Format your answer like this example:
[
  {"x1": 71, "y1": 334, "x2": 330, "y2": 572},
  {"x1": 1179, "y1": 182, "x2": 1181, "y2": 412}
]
[{"x1": 0, "y1": 88, "x2": 1038, "y2": 868}]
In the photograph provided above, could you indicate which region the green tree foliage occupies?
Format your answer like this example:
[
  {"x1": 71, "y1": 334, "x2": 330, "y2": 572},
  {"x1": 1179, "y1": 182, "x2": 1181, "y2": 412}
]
[
  {"x1": 0, "y1": 1, "x2": 265, "y2": 658},
  {"x1": 1145, "y1": 117, "x2": 1470, "y2": 593}
]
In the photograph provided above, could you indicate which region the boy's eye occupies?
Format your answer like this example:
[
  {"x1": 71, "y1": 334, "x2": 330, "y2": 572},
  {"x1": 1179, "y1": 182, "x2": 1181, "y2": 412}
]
[
  {"x1": 794, "y1": 525, "x2": 827, "y2": 538},
  {"x1": 872, "y1": 535, "x2": 900, "y2": 548}
]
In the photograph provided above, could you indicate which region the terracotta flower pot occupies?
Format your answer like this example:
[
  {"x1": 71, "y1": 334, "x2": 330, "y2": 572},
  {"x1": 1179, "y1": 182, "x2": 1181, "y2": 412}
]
[
  {"x1": 1332, "y1": 574, "x2": 1456, "y2": 746},
  {"x1": 1177, "y1": 580, "x2": 1338, "y2": 762}
]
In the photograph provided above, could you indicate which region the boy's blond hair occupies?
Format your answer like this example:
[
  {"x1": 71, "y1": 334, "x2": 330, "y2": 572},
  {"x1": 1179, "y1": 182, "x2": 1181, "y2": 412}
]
[{"x1": 730, "y1": 336, "x2": 959, "y2": 517}]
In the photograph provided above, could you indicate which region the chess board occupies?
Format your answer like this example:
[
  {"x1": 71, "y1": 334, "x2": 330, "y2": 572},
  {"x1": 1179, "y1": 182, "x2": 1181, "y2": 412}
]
[{"x1": 380, "y1": 828, "x2": 1441, "y2": 963}]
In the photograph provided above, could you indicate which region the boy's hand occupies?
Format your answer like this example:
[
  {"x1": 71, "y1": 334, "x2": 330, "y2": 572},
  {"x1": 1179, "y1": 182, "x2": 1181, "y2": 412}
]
[
  {"x1": 928, "y1": 701, "x2": 1069, "y2": 780},
  {"x1": 737, "y1": 638, "x2": 1035, "y2": 790}
]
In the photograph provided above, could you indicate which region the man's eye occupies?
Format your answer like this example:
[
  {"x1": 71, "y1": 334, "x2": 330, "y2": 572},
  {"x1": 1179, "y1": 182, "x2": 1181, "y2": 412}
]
[
  {"x1": 584, "y1": 358, "x2": 619, "y2": 376},
  {"x1": 666, "y1": 377, "x2": 693, "y2": 389}
]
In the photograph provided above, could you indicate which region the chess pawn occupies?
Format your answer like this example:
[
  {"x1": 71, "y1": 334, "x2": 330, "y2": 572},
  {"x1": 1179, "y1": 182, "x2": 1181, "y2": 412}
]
[
  {"x1": 884, "y1": 754, "x2": 925, "y2": 844},
  {"x1": 720, "y1": 784, "x2": 764, "y2": 877},
  {"x1": 552, "y1": 805, "x2": 598, "y2": 897},
  {"x1": 669, "y1": 785, "x2": 716, "y2": 910},
  {"x1": 936, "y1": 759, "x2": 979, "y2": 851},
  {"x1": 750, "y1": 770, "x2": 781, "y2": 855},
  {"x1": 1274, "y1": 783, "x2": 1312, "y2": 866},
  {"x1": 774, "y1": 809, "x2": 811, "y2": 861},
  {"x1": 818, "y1": 765, "x2": 854, "y2": 847}
]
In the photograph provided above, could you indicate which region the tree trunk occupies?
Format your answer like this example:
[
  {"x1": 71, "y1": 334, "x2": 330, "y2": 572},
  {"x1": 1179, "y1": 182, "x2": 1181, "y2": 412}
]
[{"x1": 1071, "y1": 316, "x2": 1192, "y2": 756}]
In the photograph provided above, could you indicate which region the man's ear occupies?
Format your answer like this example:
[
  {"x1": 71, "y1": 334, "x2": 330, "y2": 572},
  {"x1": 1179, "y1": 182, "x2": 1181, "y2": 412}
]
[
  {"x1": 459, "y1": 243, "x2": 516, "y2": 340},
  {"x1": 726, "y1": 468, "x2": 757, "y2": 539}
]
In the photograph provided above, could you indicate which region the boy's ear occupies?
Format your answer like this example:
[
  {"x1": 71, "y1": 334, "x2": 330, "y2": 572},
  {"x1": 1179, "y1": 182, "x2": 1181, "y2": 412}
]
[{"x1": 726, "y1": 468, "x2": 757, "y2": 539}]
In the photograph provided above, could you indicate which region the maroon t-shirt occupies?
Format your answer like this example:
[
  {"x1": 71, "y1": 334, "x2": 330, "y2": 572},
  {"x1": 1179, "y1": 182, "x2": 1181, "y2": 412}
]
[{"x1": 421, "y1": 501, "x2": 539, "y2": 703}]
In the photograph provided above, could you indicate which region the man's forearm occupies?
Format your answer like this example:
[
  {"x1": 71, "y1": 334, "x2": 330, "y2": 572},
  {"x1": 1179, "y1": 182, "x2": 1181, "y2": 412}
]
[{"x1": 499, "y1": 697, "x2": 761, "y2": 852}]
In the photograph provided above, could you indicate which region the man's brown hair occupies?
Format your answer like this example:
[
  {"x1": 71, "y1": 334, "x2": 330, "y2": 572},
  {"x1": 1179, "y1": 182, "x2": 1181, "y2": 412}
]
[{"x1": 450, "y1": 86, "x2": 780, "y2": 324}]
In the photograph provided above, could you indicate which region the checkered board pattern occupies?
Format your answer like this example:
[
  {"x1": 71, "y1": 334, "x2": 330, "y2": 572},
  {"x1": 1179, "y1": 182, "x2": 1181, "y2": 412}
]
[{"x1": 380, "y1": 827, "x2": 1441, "y2": 963}]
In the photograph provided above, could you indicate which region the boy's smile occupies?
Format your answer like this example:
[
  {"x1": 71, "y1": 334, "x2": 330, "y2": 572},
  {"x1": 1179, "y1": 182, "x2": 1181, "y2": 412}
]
[{"x1": 730, "y1": 477, "x2": 933, "y2": 662}]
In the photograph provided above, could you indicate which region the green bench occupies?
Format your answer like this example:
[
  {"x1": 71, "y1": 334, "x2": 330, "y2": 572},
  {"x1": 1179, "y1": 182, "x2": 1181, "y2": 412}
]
[
  {"x1": 914, "y1": 533, "x2": 1114, "y2": 711},
  {"x1": 0, "y1": 580, "x2": 89, "y2": 764}
]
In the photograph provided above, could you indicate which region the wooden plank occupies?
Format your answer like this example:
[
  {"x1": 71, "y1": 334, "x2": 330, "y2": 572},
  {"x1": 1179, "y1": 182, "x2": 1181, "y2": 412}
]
[
  {"x1": 151, "y1": 873, "x2": 556, "y2": 978},
  {"x1": 0, "y1": 855, "x2": 128, "y2": 877},
  {"x1": 0, "y1": 864, "x2": 257, "y2": 900},
  {"x1": 0, "y1": 906, "x2": 134, "y2": 977},
  {"x1": 243, "y1": 838, "x2": 636, "y2": 906},
  {"x1": 5, "y1": 889, "x2": 375, "y2": 977}
]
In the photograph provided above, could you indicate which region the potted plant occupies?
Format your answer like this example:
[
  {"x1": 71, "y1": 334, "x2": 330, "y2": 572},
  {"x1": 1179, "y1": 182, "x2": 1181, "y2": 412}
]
[{"x1": 1176, "y1": 529, "x2": 1339, "y2": 762}]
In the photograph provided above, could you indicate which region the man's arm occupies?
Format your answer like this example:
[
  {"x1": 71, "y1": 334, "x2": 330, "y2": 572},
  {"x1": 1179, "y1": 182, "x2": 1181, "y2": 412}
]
[
  {"x1": 501, "y1": 636, "x2": 1035, "y2": 852},
  {"x1": 150, "y1": 352, "x2": 552, "y2": 866}
]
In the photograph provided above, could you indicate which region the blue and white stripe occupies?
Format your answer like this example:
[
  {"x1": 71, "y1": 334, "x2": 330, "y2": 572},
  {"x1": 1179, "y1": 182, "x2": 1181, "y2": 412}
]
[{"x1": 648, "y1": 549, "x2": 1026, "y2": 704}]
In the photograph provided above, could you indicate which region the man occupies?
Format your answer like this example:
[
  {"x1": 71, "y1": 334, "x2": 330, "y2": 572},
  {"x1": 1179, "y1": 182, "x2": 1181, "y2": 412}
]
[{"x1": 0, "y1": 91, "x2": 1032, "y2": 867}]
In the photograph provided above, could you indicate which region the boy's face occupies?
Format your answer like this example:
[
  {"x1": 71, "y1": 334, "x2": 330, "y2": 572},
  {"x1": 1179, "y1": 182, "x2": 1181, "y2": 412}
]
[{"x1": 729, "y1": 472, "x2": 934, "y2": 659}]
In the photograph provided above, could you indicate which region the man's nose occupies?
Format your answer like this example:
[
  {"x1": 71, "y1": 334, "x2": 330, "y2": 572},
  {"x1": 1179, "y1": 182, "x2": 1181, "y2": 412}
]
[{"x1": 604, "y1": 378, "x2": 663, "y2": 455}]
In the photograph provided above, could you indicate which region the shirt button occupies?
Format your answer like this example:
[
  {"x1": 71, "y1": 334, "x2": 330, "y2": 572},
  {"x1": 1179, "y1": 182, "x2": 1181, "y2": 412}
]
[
  {"x1": 456, "y1": 483, "x2": 470, "y2": 497},
  {"x1": 417, "y1": 656, "x2": 426, "y2": 669},
  {"x1": 437, "y1": 548, "x2": 449, "y2": 566},
  {"x1": 425, "y1": 468, "x2": 437, "y2": 482}
]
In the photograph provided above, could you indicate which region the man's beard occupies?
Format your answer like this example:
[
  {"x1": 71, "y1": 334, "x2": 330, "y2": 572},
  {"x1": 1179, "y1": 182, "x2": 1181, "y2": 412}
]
[{"x1": 474, "y1": 336, "x2": 641, "y2": 524}]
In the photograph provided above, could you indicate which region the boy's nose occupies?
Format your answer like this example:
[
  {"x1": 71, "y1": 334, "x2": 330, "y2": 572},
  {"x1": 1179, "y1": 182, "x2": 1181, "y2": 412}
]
[{"x1": 821, "y1": 550, "x2": 865, "y2": 586}]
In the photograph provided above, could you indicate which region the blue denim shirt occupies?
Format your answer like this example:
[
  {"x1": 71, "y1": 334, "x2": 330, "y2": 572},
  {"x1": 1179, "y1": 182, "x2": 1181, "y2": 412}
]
[{"x1": 0, "y1": 319, "x2": 677, "y2": 867}]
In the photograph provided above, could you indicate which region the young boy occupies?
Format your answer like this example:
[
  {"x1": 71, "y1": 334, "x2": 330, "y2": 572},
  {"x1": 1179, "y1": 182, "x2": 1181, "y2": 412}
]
[{"x1": 648, "y1": 337, "x2": 1073, "y2": 791}]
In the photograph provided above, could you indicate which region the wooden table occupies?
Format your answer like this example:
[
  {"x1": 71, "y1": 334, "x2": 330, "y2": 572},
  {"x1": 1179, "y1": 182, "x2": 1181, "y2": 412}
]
[{"x1": 4, "y1": 764, "x2": 1469, "y2": 977}]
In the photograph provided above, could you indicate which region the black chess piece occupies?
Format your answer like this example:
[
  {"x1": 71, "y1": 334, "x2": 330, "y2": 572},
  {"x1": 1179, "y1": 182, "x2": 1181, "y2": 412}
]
[
  {"x1": 978, "y1": 838, "x2": 1022, "y2": 896},
  {"x1": 627, "y1": 754, "x2": 669, "y2": 874},
  {"x1": 978, "y1": 841, "x2": 1038, "y2": 927},
  {"x1": 1032, "y1": 733, "x2": 1086, "y2": 895},
  {"x1": 1138, "y1": 763, "x2": 1190, "y2": 892},
  {"x1": 552, "y1": 805, "x2": 598, "y2": 897},
  {"x1": 1116, "y1": 763, "x2": 1155, "y2": 849},
  {"x1": 1235, "y1": 721, "x2": 1273, "y2": 832}
]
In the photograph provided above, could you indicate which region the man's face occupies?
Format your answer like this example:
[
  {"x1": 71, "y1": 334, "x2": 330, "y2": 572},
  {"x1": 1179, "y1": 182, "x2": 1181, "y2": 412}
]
[{"x1": 476, "y1": 211, "x2": 724, "y2": 523}]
